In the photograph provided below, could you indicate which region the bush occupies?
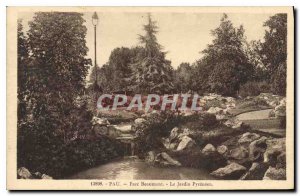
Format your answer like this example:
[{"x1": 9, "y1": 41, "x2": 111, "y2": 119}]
[
  {"x1": 239, "y1": 81, "x2": 271, "y2": 98},
  {"x1": 17, "y1": 121, "x2": 123, "y2": 179}
]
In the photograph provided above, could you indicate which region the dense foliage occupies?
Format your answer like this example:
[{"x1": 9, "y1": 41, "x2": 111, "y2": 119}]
[
  {"x1": 92, "y1": 13, "x2": 287, "y2": 97},
  {"x1": 17, "y1": 13, "x2": 122, "y2": 178}
]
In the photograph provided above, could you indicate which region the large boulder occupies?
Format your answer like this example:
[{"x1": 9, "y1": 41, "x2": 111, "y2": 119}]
[
  {"x1": 264, "y1": 138, "x2": 286, "y2": 167},
  {"x1": 145, "y1": 151, "x2": 156, "y2": 164},
  {"x1": 41, "y1": 174, "x2": 53, "y2": 179},
  {"x1": 169, "y1": 127, "x2": 179, "y2": 141},
  {"x1": 217, "y1": 145, "x2": 228, "y2": 155},
  {"x1": 249, "y1": 136, "x2": 268, "y2": 161},
  {"x1": 211, "y1": 162, "x2": 247, "y2": 179},
  {"x1": 240, "y1": 162, "x2": 269, "y2": 180},
  {"x1": 277, "y1": 152, "x2": 286, "y2": 169},
  {"x1": 274, "y1": 105, "x2": 286, "y2": 117},
  {"x1": 207, "y1": 107, "x2": 223, "y2": 114},
  {"x1": 263, "y1": 166, "x2": 286, "y2": 180},
  {"x1": 33, "y1": 172, "x2": 42, "y2": 179},
  {"x1": 176, "y1": 136, "x2": 196, "y2": 151},
  {"x1": 157, "y1": 152, "x2": 182, "y2": 167},
  {"x1": 93, "y1": 125, "x2": 109, "y2": 137},
  {"x1": 17, "y1": 167, "x2": 32, "y2": 179},
  {"x1": 224, "y1": 118, "x2": 243, "y2": 129},
  {"x1": 202, "y1": 144, "x2": 216, "y2": 155},
  {"x1": 228, "y1": 146, "x2": 249, "y2": 160},
  {"x1": 91, "y1": 117, "x2": 110, "y2": 126},
  {"x1": 134, "y1": 118, "x2": 146, "y2": 125},
  {"x1": 178, "y1": 128, "x2": 195, "y2": 139},
  {"x1": 162, "y1": 138, "x2": 178, "y2": 150},
  {"x1": 238, "y1": 132, "x2": 260, "y2": 144}
]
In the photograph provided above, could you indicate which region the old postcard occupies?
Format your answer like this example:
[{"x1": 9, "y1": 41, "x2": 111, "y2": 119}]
[{"x1": 7, "y1": 6, "x2": 294, "y2": 190}]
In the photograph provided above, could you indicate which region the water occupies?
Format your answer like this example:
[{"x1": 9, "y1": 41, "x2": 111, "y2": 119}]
[{"x1": 68, "y1": 157, "x2": 215, "y2": 180}]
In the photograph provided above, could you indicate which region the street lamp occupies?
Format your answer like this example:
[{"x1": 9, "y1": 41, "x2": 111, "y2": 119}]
[{"x1": 92, "y1": 12, "x2": 102, "y2": 93}]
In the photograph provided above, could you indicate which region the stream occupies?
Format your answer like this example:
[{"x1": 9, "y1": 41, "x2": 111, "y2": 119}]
[
  {"x1": 68, "y1": 109, "x2": 285, "y2": 180},
  {"x1": 68, "y1": 157, "x2": 215, "y2": 180}
]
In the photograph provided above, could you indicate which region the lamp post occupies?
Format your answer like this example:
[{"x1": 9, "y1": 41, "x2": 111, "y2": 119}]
[
  {"x1": 92, "y1": 12, "x2": 102, "y2": 114},
  {"x1": 92, "y1": 12, "x2": 98, "y2": 86}
]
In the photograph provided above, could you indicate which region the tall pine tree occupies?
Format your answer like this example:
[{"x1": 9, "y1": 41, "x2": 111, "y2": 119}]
[
  {"x1": 198, "y1": 14, "x2": 253, "y2": 96},
  {"x1": 130, "y1": 14, "x2": 174, "y2": 94}
]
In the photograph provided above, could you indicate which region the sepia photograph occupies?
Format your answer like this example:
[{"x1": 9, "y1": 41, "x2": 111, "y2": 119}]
[{"x1": 6, "y1": 6, "x2": 294, "y2": 190}]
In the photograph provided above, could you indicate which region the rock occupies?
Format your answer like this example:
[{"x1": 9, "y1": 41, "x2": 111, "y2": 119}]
[
  {"x1": 33, "y1": 172, "x2": 42, "y2": 179},
  {"x1": 269, "y1": 109, "x2": 276, "y2": 118},
  {"x1": 240, "y1": 162, "x2": 269, "y2": 180},
  {"x1": 202, "y1": 144, "x2": 216, "y2": 155},
  {"x1": 169, "y1": 142, "x2": 178, "y2": 150},
  {"x1": 176, "y1": 136, "x2": 196, "y2": 151},
  {"x1": 263, "y1": 166, "x2": 286, "y2": 180},
  {"x1": 277, "y1": 152, "x2": 286, "y2": 169},
  {"x1": 269, "y1": 100, "x2": 279, "y2": 107},
  {"x1": 229, "y1": 146, "x2": 249, "y2": 160},
  {"x1": 274, "y1": 105, "x2": 286, "y2": 117},
  {"x1": 238, "y1": 132, "x2": 260, "y2": 144},
  {"x1": 217, "y1": 145, "x2": 228, "y2": 155},
  {"x1": 41, "y1": 174, "x2": 53, "y2": 179},
  {"x1": 145, "y1": 151, "x2": 156, "y2": 164},
  {"x1": 249, "y1": 136, "x2": 267, "y2": 161},
  {"x1": 17, "y1": 167, "x2": 32, "y2": 179},
  {"x1": 91, "y1": 117, "x2": 110, "y2": 126},
  {"x1": 264, "y1": 138, "x2": 286, "y2": 166},
  {"x1": 159, "y1": 152, "x2": 181, "y2": 166},
  {"x1": 216, "y1": 114, "x2": 226, "y2": 120},
  {"x1": 279, "y1": 98, "x2": 286, "y2": 106},
  {"x1": 169, "y1": 127, "x2": 179, "y2": 141},
  {"x1": 93, "y1": 125, "x2": 109, "y2": 136},
  {"x1": 225, "y1": 97, "x2": 236, "y2": 103},
  {"x1": 211, "y1": 162, "x2": 247, "y2": 179},
  {"x1": 178, "y1": 128, "x2": 195, "y2": 139},
  {"x1": 207, "y1": 107, "x2": 223, "y2": 114},
  {"x1": 162, "y1": 138, "x2": 178, "y2": 150},
  {"x1": 134, "y1": 118, "x2": 146, "y2": 124},
  {"x1": 224, "y1": 118, "x2": 243, "y2": 129}
]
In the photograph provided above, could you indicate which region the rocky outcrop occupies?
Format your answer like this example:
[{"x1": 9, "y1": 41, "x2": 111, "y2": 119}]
[
  {"x1": 263, "y1": 166, "x2": 286, "y2": 180},
  {"x1": 158, "y1": 152, "x2": 182, "y2": 166},
  {"x1": 249, "y1": 136, "x2": 267, "y2": 161},
  {"x1": 169, "y1": 127, "x2": 179, "y2": 141},
  {"x1": 41, "y1": 174, "x2": 53, "y2": 179},
  {"x1": 228, "y1": 146, "x2": 249, "y2": 160},
  {"x1": 274, "y1": 105, "x2": 286, "y2": 118},
  {"x1": 238, "y1": 132, "x2": 260, "y2": 144},
  {"x1": 202, "y1": 144, "x2": 216, "y2": 155},
  {"x1": 17, "y1": 167, "x2": 32, "y2": 179},
  {"x1": 91, "y1": 117, "x2": 110, "y2": 126},
  {"x1": 207, "y1": 107, "x2": 223, "y2": 114},
  {"x1": 264, "y1": 138, "x2": 286, "y2": 167},
  {"x1": 176, "y1": 136, "x2": 196, "y2": 151},
  {"x1": 145, "y1": 151, "x2": 181, "y2": 167},
  {"x1": 224, "y1": 118, "x2": 243, "y2": 129},
  {"x1": 145, "y1": 151, "x2": 156, "y2": 164},
  {"x1": 217, "y1": 145, "x2": 228, "y2": 155},
  {"x1": 240, "y1": 162, "x2": 269, "y2": 180},
  {"x1": 134, "y1": 118, "x2": 146, "y2": 125},
  {"x1": 17, "y1": 167, "x2": 53, "y2": 180},
  {"x1": 211, "y1": 162, "x2": 246, "y2": 179}
]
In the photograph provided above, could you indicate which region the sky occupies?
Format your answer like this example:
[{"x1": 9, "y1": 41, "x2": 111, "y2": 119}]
[{"x1": 19, "y1": 12, "x2": 273, "y2": 69}]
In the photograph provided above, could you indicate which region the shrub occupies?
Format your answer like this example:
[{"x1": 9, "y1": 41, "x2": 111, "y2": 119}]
[{"x1": 239, "y1": 81, "x2": 271, "y2": 98}]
